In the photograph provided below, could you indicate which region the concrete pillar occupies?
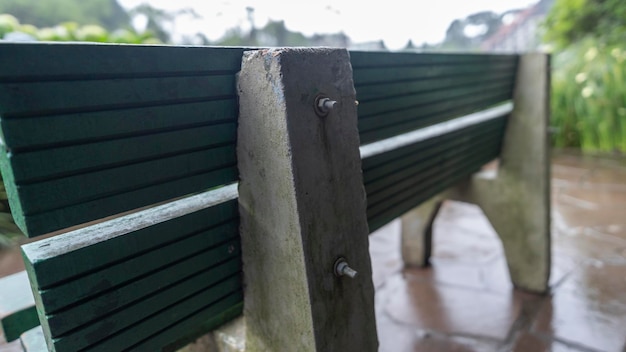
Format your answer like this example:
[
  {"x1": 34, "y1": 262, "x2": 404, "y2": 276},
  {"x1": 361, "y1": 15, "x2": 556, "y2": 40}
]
[
  {"x1": 237, "y1": 48, "x2": 378, "y2": 352},
  {"x1": 452, "y1": 53, "x2": 551, "y2": 293},
  {"x1": 400, "y1": 196, "x2": 443, "y2": 267}
]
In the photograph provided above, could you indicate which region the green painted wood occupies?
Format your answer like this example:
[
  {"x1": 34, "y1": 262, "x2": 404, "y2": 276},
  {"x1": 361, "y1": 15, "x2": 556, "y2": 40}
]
[
  {"x1": 16, "y1": 145, "x2": 236, "y2": 214},
  {"x1": 8, "y1": 166, "x2": 237, "y2": 237},
  {"x1": 366, "y1": 135, "x2": 502, "y2": 207},
  {"x1": 360, "y1": 92, "x2": 508, "y2": 144},
  {"x1": 114, "y1": 296, "x2": 243, "y2": 352},
  {"x1": 361, "y1": 117, "x2": 503, "y2": 171},
  {"x1": 363, "y1": 120, "x2": 506, "y2": 196},
  {"x1": 358, "y1": 79, "x2": 512, "y2": 118},
  {"x1": 358, "y1": 88, "x2": 512, "y2": 135},
  {"x1": 51, "y1": 263, "x2": 241, "y2": 351},
  {"x1": 0, "y1": 44, "x2": 245, "y2": 238},
  {"x1": 25, "y1": 199, "x2": 238, "y2": 290},
  {"x1": 6, "y1": 123, "x2": 236, "y2": 184},
  {"x1": 46, "y1": 255, "x2": 240, "y2": 337},
  {"x1": 0, "y1": 99, "x2": 236, "y2": 151},
  {"x1": 351, "y1": 61, "x2": 516, "y2": 85},
  {"x1": 349, "y1": 51, "x2": 518, "y2": 69},
  {"x1": 351, "y1": 50, "x2": 518, "y2": 144},
  {"x1": 160, "y1": 302, "x2": 242, "y2": 352},
  {"x1": 20, "y1": 326, "x2": 47, "y2": 352},
  {"x1": 0, "y1": 43, "x2": 244, "y2": 80},
  {"x1": 367, "y1": 139, "x2": 504, "y2": 231},
  {"x1": 54, "y1": 278, "x2": 242, "y2": 352},
  {"x1": 354, "y1": 71, "x2": 515, "y2": 101},
  {"x1": 0, "y1": 271, "x2": 38, "y2": 342},
  {"x1": 22, "y1": 200, "x2": 242, "y2": 352},
  {"x1": 0, "y1": 75, "x2": 235, "y2": 118}
]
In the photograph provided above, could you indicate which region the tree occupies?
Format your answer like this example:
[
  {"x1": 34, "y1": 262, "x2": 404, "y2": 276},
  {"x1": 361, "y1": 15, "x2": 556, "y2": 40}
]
[
  {"x1": 0, "y1": 0, "x2": 130, "y2": 31},
  {"x1": 129, "y1": 4, "x2": 199, "y2": 43},
  {"x1": 442, "y1": 11, "x2": 503, "y2": 50},
  {"x1": 544, "y1": 0, "x2": 626, "y2": 49}
]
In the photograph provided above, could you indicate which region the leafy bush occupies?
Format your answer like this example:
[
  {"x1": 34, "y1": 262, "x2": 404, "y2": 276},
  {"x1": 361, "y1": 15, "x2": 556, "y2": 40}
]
[
  {"x1": 0, "y1": 13, "x2": 160, "y2": 43},
  {"x1": 551, "y1": 38, "x2": 626, "y2": 153}
]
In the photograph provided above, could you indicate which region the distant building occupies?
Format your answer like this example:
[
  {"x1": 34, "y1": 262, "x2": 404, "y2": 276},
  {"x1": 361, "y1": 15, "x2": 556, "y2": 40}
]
[{"x1": 481, "y1": 0, "x2": 554, "y2": 53}]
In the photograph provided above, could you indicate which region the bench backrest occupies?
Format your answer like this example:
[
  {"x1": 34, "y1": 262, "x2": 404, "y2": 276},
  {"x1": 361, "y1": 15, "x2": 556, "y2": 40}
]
[
  {"x1": 0, "y1": 43, "x2": 520, "y2": 351},
  {"x1": 351, "y1": 51, "x2": 518, "y2": 231},
  {"x1": 0, "y1": 43, "x2": 244, "y2": 237}
]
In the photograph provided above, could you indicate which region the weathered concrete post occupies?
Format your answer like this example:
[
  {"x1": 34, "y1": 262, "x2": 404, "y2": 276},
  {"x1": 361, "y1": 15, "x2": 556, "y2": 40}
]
[
  {"x1": 237, "y1": 48, "x2": 378, "y2": 351},
  {"x1": 399, "y1": 53, "x2": 551, "y2": 293},
  {"x1": 456, "y1": 52, "x2": 551, "y2": 293}
]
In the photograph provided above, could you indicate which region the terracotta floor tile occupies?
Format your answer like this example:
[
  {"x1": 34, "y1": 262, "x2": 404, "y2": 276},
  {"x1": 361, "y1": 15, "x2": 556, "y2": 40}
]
[
  {"x1": 532, "y1": 288, "x2": 626, "y2": 352},
  {"x1": 382, "y1": 273, "x2": 520, "y2": 341},
  {"x1": 513, "y1": 332, "x2": 589, "y2": 352}
]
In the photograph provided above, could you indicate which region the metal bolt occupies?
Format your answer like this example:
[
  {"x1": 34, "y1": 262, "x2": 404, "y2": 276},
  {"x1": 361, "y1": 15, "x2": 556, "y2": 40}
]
[
  {"x1": 318, "y1": 98, "x2": 337, "y2": 112},
  {"x1": 314, "y1": 95, "x2": 337, "y2": 116},
  {"x1": 334, "y1": 258, "x2": 357, "y2": 279}
]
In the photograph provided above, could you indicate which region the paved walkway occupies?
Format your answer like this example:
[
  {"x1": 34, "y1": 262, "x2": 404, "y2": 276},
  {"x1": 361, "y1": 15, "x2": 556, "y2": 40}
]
[{"x1": 372, "y1": 151, "x2": 626, "y2": 352}]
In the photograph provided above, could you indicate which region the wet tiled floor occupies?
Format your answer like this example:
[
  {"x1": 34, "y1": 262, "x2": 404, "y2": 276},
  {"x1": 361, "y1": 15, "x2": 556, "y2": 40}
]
[{"x1": 371, "y1": 151, "x2": 626, "y2": 352}]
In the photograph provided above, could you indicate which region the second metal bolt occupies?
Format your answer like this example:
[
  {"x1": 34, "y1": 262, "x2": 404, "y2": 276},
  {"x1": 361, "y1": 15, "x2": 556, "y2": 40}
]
[
  {"x1": 315, "y1": 95, "x2": 337, "y2": 116},
  {"x1": 334, "y1": 258, "x2": 357, "y2": 278}
]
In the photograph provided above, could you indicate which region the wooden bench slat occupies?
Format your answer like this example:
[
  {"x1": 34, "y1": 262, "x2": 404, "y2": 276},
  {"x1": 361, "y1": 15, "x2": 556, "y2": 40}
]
[
  {"x1": 22, "y1": 198, "x2": 242, "y2": 351},
  {"x1": 24, "y1": 199, "x2": 238, "y2": 289},
  {"x1": 359, "y1": 91, "x2": 512, "y2": 144},
  {"x1": 354, "y1": 70, "x2": 515, "y2": 101},
  {"x1": 358, "y1": 88, "x2": 512, "y2": 136},
  {"x1": 350, "y1": 51, "x2": 517, "y2": 69},
  {"x1": 14, "y1": 167, "x2": 237, "y2": 238},
  {"x1": 5, "y1": 123, "x2": 235, "y2": 184},
  {"x1": 15, "y1": 145, "x2": 236, "y2": 214},
  {"x1": 367, "y1": 137, "x2": 504, "y2": 231},
  {"x1": 361, "y1": 116, "x2": 506, "y2": 173},
  {"x1": 0, "y1": 43, "x2": 244, "y2": 80},
  {"x1": 363, "y1": 121, "x2": 505, "y2": 195},
  {"x1": 46, "y1": 255, "x2": 240, "y2": 337},
  {"x1": 0, "y1": 272, "x2": 38, "y2": 342},
  {"x1": 358, "y1": 79, "x2": 513, "y2": 118},
  {"x1": 351, "y1": 61, "x2": 516, "y2": 85},
  {"x1": 0, "y1": 76, "x2": 235, "y2": 118},
  {"x1": 54, "y1": 277, "x2": 241, "y2": 352},
  {"x1": 1, "y1": 121, "x2": 237, "y2": 236},
  {"x1": 0, "y1": 99, "x2": 236, "y2": 151},
  {"x1": 366, "y1": 134, "x2": 503, "y2": 207},
  {"x1": 135, "y1": 300, "x2": 242, "y2": 352}
]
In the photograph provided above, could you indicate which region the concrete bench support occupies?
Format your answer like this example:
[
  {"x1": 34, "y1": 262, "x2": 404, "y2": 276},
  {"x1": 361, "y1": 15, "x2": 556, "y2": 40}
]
[
  {"x1": 401, "y1": 53, "x2": 551, "y2": 293},
  {"x1": 237, "y1": 48, "x2": 378, "y2": 351}
]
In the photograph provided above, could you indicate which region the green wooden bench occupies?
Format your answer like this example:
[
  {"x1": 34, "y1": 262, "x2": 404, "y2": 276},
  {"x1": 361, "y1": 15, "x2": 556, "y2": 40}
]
[{"x1": 0, "y1": 43, "x2": 550, "y2": 351}]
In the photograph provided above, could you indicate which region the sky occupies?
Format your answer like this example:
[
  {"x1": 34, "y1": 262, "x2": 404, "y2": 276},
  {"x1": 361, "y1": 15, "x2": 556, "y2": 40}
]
[{"x1": 117, "y1": 0, "x2": 537, "y2": 49}]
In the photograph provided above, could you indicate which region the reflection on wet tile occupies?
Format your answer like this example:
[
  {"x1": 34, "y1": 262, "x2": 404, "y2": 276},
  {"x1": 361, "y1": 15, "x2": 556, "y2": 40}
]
[
  {"x1": 532, "y1": 289, "x2": 626, "y2": 352},
  {"x1": 513, "y1": 332, "x2": 582, "y2": 352},
  {"x1": 384, "y1": 273, "x2": 520, "y2": 341}
]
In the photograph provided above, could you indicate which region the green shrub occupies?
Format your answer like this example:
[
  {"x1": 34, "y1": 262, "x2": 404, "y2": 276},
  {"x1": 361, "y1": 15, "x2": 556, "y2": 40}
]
[{"x1": 551, "y1": 38, "x2": 626, "y2": 153}]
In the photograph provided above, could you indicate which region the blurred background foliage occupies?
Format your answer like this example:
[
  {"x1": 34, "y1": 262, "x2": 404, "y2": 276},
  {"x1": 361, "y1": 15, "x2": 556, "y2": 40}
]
[{"x1": 544, "y1": 0, "x2": 626, "y2": 153}]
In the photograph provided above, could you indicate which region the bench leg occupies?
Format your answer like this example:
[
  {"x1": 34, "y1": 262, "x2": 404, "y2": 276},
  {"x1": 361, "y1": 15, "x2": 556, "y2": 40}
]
[
  {"x1": 452, "y1": 53, "x2": 551, "y2": 293},
  {"x1": 400, "y1": 197, "x2": 443, "y2": 267}
]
